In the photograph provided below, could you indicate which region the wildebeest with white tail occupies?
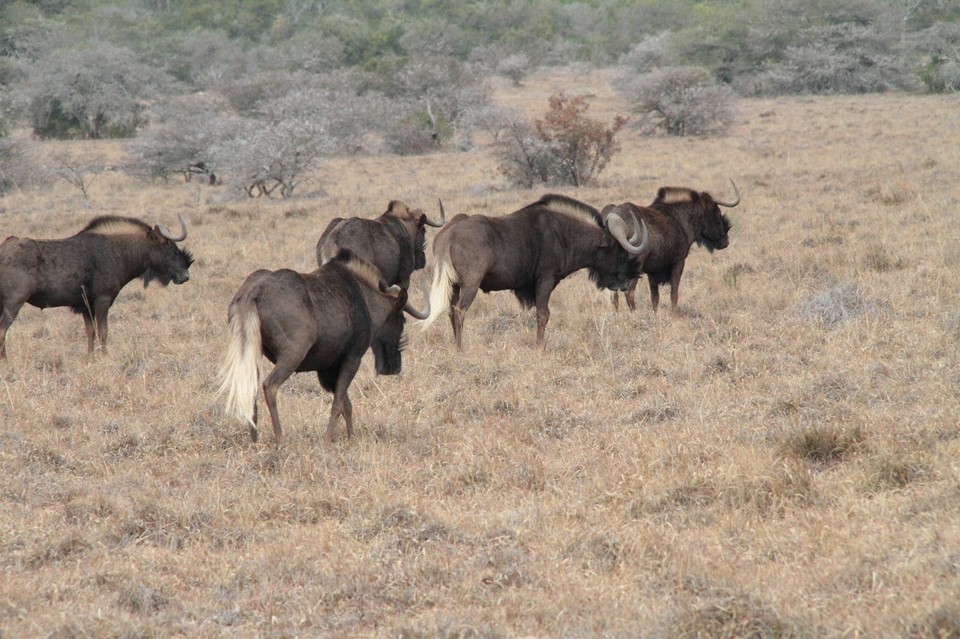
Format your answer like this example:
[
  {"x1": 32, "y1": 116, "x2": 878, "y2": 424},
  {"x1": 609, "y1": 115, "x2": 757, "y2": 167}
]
[
  {"x1": 316, "y1": 199, "x2": 445, "y2": 288},
  {"x1": 0, "y1": 214, "x2": 192, "y2": 359},
  {"x1": 606, "y1": 180, "x2": 741, "y2": 312},
  {"x1": 218, "y1": 250, "x2": 430, "y2": 446},
  {"x1": 421, "y1": 194, "x2": 649, "y2": 350}
]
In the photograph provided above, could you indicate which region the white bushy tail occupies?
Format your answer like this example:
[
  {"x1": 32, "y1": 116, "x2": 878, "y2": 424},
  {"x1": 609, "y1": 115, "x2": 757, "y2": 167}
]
[
  {"x1": 217, "y1": 300, "x2": 263, "y2": 429},
  {"x1": 422, "y1": 254, "x2": 458, "y2": 330}
]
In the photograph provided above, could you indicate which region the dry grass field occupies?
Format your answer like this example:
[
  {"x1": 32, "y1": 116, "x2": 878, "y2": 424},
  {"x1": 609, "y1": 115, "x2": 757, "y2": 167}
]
[{"x1": 1, "y1": 68, "x2": 959, "y2": 638}]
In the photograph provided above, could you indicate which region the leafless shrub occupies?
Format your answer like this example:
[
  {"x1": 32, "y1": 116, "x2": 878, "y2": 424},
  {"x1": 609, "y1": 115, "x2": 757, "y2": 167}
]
[
  {"x1": 617, "y1": 66, "x2": 735, "y2": 136},
  {"x1": 379, "y1": 56, "x2": 493, "y2": 154},
  {"x1": 495, "y1": 92, "x2": 626, "y2": 187},
  {"x1": 127, "y1": 92, "x2": 238, "y2": 182},
  {"x1": 496, "y1": 53, "x2": 531, "y2": 86},
  {"x1": 24, "y1": 41, "x2": 171, "y2": 139},
  {"x1": 55, "y1": 154, "x2": 105, "y2": 202},
  {"x1": 615, "y1": 31, "x2": 678, "y2": 74},
  {"x1": 753, "y1": 23, "x2": 918, "y2": 95},
  {"x1": 0, "y1": 135, "x2": 37, "y2": 193}
]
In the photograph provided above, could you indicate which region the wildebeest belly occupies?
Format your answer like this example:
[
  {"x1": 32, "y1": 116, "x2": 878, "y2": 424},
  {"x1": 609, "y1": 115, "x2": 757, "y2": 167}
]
[{"x1": 27, "y1": 287, "x2": 89, "y2": 311}]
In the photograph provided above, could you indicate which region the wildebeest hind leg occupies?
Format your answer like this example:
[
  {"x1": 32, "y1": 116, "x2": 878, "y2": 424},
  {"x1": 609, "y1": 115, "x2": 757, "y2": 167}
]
[
  {"x1": 249, "y1": 402, "x2": 259, "y2": 443},
  {"x1": 263, "y1": 362, "x2": 297, "y2": 446},
  {"x1": 451, "y1": 283, "x2": 479, "y2": 351}
]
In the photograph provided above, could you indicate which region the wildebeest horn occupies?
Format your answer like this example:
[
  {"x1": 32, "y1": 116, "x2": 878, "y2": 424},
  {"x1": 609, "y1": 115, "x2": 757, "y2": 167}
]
[
  {"x1": 627, "y1": 205, "x2": 643, "y2": 244},
  {"x1": 607, "y1": 207, "x2": 649, "y2": 255},
  {"x1": 424, "y1": 199, "x2": 446, "y2": 227},
  {"x1": 382, "y1": 281, "x2": 430, "y2": 319},
  {"x1": 403, "y1": 281, "x2": 431, "y2": 320},
  {"x1": 158, "y1": 213, "x2": 188, "y2": 242},
  {"x1": 713, "y1": 179, "x2": 741, "y2": 208}
]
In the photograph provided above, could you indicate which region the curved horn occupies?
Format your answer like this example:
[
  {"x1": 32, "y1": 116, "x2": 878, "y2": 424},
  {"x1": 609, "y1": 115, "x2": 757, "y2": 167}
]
[
  {"x1": 403, "y1": 281, "x2": 431, "y2": 320},
  {"x1": 713, "y1": 179, "x2": 741, "y2": 208},
  {"x1": 627, "y1": 204, "x2": 643, "y2": 244},
  {"x1": 607, "y1": 208, "x2": 649, "y2": 256},
  {"x1": 158, "y1": 213, "x2": 188, "y2": 242},
  {"x1": 424, "y1": 199, "x2": 446, "y2": 227}
]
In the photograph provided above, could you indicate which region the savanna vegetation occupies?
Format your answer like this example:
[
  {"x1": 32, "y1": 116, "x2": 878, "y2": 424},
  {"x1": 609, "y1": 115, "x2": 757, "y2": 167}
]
[
  {"x1": 1, "y1": 64, "x2": 958, "y2": 637},
  {"x1": 2, "y1": 0, "x2": 959, "y2": 194},
  {"x1": 1, "y1": 1, "x2": 959, "y2": 637}
]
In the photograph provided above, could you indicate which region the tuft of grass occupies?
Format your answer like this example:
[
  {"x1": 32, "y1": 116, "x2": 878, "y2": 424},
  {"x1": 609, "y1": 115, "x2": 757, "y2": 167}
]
[
  {"x1": 664, "y1": 585, "x2": 805, "y2": 639},
  {"x1": 907, "y1": 604, "x2": 960, "y2": 639},
  {"x1": 865, "y1": 453, "x2": 928, "y2": 491},
  {"x1": 863, "y1": 245, "x2": 905, "y2": 272},
  {"x1": 117, "y1": 584, "x2": 169, "y2": 615},
  {"x1": 784, "y1": 424, "x2": 865, "y2": 464},
  {"x1": 798, "y1": 281, "x2": 889, "y2": 327}
]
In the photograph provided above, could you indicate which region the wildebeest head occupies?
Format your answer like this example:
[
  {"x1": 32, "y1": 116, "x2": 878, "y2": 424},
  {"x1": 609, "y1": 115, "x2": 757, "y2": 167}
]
[
  {"x1": 144, "y1": 213, "x2": 194, "y2": 286},
  {"x1": 340, "y1": 253, "x2": 431, "y2": 376},
  {"x1": 383, "y1": 199, "x2": 446, "y2": 270},
  {"x1": 591, "y1": 203, "x2": 650, "y2": 291},
  {"x1": 653, "y1": 181, "x2": 740, "y2": 253}
]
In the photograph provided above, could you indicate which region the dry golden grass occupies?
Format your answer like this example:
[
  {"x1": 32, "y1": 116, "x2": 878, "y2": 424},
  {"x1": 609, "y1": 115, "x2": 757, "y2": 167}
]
[{"x1": 1, "y1": 70, "x2": 959, "y2": 638}]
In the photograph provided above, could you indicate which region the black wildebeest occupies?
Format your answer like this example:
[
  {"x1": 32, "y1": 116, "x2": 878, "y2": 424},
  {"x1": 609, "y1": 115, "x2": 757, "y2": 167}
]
[
  {"x1": 606, "y1": 180, "x2": 741, "y2": 312},
  {"x1": 421, "y1": 194, "x2": 649, "y2": 349},
  {"x1": 218, "y1": 251, "x2": 430, "y2": 446},
  {"x1": 0, "y1": 214, "x2": 192, "y2": 359},
  {"x1": 316, "y1": 199, "x2": 445, "y2": 288}
]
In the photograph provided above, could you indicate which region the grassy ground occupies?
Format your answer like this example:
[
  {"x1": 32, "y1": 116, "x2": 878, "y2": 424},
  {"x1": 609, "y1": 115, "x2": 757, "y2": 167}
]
[{"x1": 1, "y1": 69, "x2": 959, "y2": 638}]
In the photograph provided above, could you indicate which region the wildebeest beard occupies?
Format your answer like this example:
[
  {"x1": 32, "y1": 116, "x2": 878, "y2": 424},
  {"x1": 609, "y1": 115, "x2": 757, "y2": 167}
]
[
  {"x1": 372, "y1": 330, "x2": 407, "y2": 375},
  {"x1": 142, "y1": 248, "x2": 195, "y2": 287},
  {"x1": 587, "y1": 258, "x2": 635, "y2": 292},
  {"x1": 697, "y1": 215, "x2": 732, "y2": 253}
]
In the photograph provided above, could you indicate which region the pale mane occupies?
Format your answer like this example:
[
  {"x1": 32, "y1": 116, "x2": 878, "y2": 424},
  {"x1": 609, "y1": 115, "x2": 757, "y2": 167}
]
[
  {"x1": 341, "y1": 255, "x2": 385, "y2": 291},
  {"x1": 81, "y1": 216, "x2": 150, "y2": 237},
  {"x1": 656, "y1": 187, "x2": 696, "y2": 205},
  {"x1": 537, "y1": 194, "x2": 602, "y2": 228}
]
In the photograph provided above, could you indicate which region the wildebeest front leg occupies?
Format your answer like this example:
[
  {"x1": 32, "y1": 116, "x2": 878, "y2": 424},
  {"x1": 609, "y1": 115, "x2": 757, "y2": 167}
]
[
  {"x1": 648, "y1": 278, "x2": 661, "y2": 312},
  {"x1": 325, "y1": 357, "x2": 362, "y2": 443},
  {"x1": 0, "y1": 295, "x2": 28, "y2": 359},
  {"x1": 82, "y1": 313, "x2": 97, "y2": 356},
  {"x1": 624, "y1": 278, "x2": 639, "y2": 312},
  {"x1": 669, "y1": 262, "x2": 686, "y2": 309},
  {"x1": 80, "y1": 300, "x2": 111, "y2": 356},
  {"x1": 534, "y1": 278, "x2": 556, "y2": 347}
]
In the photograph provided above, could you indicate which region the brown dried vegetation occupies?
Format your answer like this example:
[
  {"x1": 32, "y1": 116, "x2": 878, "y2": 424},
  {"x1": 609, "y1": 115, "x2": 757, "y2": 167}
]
[{"x1": 0, "y1": 70, "x2": 958, "y2": 637}]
